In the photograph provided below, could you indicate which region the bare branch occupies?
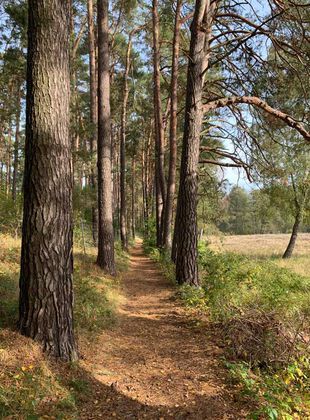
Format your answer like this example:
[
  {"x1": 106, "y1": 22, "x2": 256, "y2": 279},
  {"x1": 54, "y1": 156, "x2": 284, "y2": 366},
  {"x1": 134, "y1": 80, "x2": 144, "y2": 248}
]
[{"x1": 203, "y1": 96, "x2": 310, "y2": 142}]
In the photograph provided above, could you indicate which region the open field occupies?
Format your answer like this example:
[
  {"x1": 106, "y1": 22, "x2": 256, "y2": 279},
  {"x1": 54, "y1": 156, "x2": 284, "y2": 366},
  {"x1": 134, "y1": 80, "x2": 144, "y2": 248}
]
[
  {"x1": 208, "y1": 232, "x2": 310, "y2": 257},
  {"x1": 207, "y1": 233, "x2": 310, "y2": 277}
]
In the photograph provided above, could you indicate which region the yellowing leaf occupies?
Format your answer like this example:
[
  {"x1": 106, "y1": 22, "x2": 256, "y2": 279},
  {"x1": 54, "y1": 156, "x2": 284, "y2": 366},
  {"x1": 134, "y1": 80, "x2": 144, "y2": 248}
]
[{"x1": 284, "y1": 376, "x2": 291, "y2": 385}]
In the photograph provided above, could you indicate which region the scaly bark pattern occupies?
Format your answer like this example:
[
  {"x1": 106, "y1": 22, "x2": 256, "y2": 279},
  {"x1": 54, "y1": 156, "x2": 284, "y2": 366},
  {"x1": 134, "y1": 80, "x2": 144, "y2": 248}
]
[
  {"x1": 19, "y1": 0, "x2": 77, "y2": 361},
  {"x1": 174, "y1": 0, "x2": 215, "y2": 286}
]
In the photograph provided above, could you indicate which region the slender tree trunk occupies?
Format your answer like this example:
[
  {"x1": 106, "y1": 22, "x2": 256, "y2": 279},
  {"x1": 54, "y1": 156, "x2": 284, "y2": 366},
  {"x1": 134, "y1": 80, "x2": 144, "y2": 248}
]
[
  {"x1": 120, "y1": 37, "x2": 132, "y2": 250},
  {"x1": 283, "y1": 176, "x2": 309, "y2": 258},
  {"x1": 162, "y1": 0, "x2": 182, "y2": 249},
  {"x1": 6, "y1": 127, "x2": 12, "y2": 197},
  {"x1": 96, "y1": 0, "x2": 116, "y2": 275},
  {"x1": 87, "y1": 0, "x2": 99, "y2": 245},
  {"x1": 12, "y1": 89, "x2": 22, "y2": 201},
  {"x1": 114, "y1": 127, "x2": 121, "y2": 237},
  {"x1": 174, "y1": 0, "x2": 215, "y2": 286},
  {"x1": 142, "y1": 127, "x2": 152, "y2": 235},
  {"x1": 142, "y1": 133, "x2": 147, "y2": 229},
  {"x1": 0, "y1": 161, "x2": 3, "y2": 189},
  {"x1": 152, "y1": 0, "x2": 166, "y2": 246},
  {"x1": 131, "y1": 157, "x2": 136, "y2": 239},
  {"x1": 19, "y1": 0, "x2": 77, "y2": 361},
  {"x1": 282, "y1": 210, "x2": 302, "y2": 259}
]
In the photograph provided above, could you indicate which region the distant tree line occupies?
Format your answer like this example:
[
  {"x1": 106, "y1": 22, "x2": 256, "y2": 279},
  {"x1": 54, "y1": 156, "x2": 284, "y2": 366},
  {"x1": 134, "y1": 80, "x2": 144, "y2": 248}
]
[{"x1": 216, "y1": 186, "x2": 310, "y2": 236}]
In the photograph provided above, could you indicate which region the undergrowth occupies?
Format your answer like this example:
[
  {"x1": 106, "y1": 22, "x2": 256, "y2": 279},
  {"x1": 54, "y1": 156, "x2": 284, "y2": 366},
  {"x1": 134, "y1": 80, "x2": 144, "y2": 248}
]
[
  {"x1": 0, "y1": 234, "x2": 127, "y2": 419},
  {"x1": 144, "y1": 237, "x2": 310, "y2": 419}
]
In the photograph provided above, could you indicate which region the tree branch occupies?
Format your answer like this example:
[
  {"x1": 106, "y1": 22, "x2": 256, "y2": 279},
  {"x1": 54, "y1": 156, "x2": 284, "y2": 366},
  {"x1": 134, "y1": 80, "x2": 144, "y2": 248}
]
[{"x1": 203, "y1": 96, "x2": 310, "y2": 142}]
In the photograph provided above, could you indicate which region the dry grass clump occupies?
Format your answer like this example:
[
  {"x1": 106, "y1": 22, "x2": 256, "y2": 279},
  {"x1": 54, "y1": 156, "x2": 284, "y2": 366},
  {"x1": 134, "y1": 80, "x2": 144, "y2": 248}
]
[
  {"x1": 0, "y1": 330, "x2": 78, "y2": 418},
  {"x1": 223, "y1": 309, "x2": 309, "y2": 367}
]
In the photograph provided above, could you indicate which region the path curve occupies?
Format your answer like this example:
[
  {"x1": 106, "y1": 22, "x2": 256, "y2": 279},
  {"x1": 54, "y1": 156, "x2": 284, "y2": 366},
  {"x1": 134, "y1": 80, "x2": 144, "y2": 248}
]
[{"x1": 81, "y1": 242, "x2": 247, "y2": 419}]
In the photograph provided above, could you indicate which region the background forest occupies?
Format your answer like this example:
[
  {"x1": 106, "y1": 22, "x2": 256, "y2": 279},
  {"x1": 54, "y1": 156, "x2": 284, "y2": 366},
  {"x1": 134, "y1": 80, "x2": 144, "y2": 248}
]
[{"x1": 0, "y1": 0, "x2": 309, "y2": 419}]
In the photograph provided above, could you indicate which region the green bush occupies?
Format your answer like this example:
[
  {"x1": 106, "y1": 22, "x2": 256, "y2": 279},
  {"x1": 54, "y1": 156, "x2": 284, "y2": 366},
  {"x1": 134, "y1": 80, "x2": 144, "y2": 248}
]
[
  {"x1": 0, "y1": 192, "x2": 22, "y2": 236},
  {"x1": 197, "y1": 242, "x2": 310, "y2": 418},
  {"x1": 226, "y1": 356, "x2": 310, "y2": 419},
  {"x1": 199, "y1": 245, "x2": 310, "y2": 326}
]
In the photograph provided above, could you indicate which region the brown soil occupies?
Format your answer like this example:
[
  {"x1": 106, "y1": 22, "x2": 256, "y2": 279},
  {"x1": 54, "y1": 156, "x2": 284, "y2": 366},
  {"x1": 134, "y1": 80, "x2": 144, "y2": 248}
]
[{"x1": 79, "y1": 242, "x2": 248, "y2": 419}]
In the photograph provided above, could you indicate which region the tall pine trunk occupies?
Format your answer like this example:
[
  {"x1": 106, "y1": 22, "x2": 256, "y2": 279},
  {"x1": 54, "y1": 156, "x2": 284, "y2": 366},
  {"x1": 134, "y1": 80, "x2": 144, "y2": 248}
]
[
  {"x1": 173, "y1": 0, "x2": 215, "y2": 286},
  {"x1": 12, "y1": 89, "x2": 22, "y2": 201},
  {"x1": 6, "y1": 127, "x2": 12, "y2": 197},
  {"x1": 87, "y1": 0, "x2": 99, "y2": 245},
  {"x1": 131, "y1": 157, "x2": 136, "y2": 239},
  {"x1": 96, "y1": 0, "x2": 116, "y2": 275},
  {"x1": 120, "y1": 36, "x2": 133, "y2": 250},
  {"x1": 19, "y1": 0, "x2": 77, "y2": 361},
  {"x1": 162, "y1": 0, "x2": 182, "y2": 249},
  {"x1": 152, "y1": 0, "x2": 166, "y2": 247}
]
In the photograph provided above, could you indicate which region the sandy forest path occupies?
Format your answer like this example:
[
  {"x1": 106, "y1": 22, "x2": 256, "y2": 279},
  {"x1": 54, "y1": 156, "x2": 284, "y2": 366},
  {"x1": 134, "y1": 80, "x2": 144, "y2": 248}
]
[{"x1": 81, "y1": 241, "x2": 247, "y2": 419}]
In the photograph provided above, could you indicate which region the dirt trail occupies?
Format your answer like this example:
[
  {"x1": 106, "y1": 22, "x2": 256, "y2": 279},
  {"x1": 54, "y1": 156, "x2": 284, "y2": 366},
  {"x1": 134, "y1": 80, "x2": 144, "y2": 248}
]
[{"x1": 80, "y1": 242, "x2": 247, "y2": 419}]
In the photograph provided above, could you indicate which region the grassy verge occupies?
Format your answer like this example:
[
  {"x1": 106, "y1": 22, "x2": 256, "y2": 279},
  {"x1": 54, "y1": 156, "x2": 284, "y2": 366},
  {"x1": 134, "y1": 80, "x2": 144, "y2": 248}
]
[
  {"x1": 0, "y1": 234, "x2": 128, "y2": 419},
  {"x1": 144, "y1": 239, "x2": 310, "y2": 419}
]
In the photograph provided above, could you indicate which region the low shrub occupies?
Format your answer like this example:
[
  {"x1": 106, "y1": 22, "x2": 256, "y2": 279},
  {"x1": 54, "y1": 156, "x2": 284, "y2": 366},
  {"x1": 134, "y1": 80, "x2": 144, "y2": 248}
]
[
  {"x1": 0, "y1": 361, "x2": 77, "y2": 418},
  {"x1": 197, "y1": 242, "x2": 310, "y2": 418},
  {"x1": 199, "y1": 245, "x2": 310, "y2": 364},
  {"x1": 226, "y1": 356, "x2": 310, "y2": 419}
]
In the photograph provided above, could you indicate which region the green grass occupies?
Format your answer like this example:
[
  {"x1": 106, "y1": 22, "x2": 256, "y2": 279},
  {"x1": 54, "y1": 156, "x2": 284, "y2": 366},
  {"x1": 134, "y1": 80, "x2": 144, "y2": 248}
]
[
  {"x1": 74, "y1": 252, "x2": 124, "y2": 335},
  {"x1": 226, "y1": 356, "x2": 310, "y2": 420},
  {"x1": 198, "y1": 243, "x2": 310, "y2": 419},
  {"x1": 0, "y1": 362, "x2": 77, "y2": 419},
  {"x1": 197, "y1": 243, "x2": 310, "y2": 324}
]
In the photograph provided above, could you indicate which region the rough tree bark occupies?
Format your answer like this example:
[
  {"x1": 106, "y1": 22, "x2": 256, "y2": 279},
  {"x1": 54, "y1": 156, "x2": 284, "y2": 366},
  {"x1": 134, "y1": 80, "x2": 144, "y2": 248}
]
[
  {"x1": 19, "y1": 0, "x2": 77, "y2": 361},
  {"x1": 96, "y1": 0, "x2": 116, "y2": 275},
  {"x1": 87, "y1": 0, "x2": 99, "y2": 245},
  {"x1": 152, "y1": 0, "x2": 167, "y2": 247},
  {"x1": 173, "y1": 0, "x2": 215, "y2": 286},
  {"x1": 162, "y1": 0, "x2": 182, "y2": 249}
]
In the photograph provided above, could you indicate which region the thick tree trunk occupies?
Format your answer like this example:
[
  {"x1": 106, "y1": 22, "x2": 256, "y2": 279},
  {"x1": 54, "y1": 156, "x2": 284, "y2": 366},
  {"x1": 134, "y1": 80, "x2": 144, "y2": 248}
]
[
  {"x1": 174, "y1": 0, "x2": 215, "y2": 286},
  {"x1": 152, "y1": 0, "x2": 166, "y2": 246},
  {"x1": 96, "y1": 0, "x2": 116, "y2": 275},
  {"x1": 19, "y1": 0, "x2": 77, "y2": 361},
  {"x1": 162, "y1": 0, "x2": 182, "y2": 250},
  {"x1": 120, "y1": 37, "x2": 133, "y2": 250},
  {"x1": 87, "y1": 0, "x2": 99, "y2": 245},
  {"x1": 12, "y1": 90, "x2": 22, "y2": 201}
]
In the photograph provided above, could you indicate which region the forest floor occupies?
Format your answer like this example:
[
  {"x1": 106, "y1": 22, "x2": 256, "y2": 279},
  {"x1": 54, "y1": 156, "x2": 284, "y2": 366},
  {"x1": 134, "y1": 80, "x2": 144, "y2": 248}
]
[
  {"x1": 77, "y1": 240, "x2": 248, "y2": 419},
  {"x1": 0, "y1": 236, "x2": 253, "y2": 419},
  {"x1": 2, "y1": 235, "x2": 309, "y2": 418}
]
